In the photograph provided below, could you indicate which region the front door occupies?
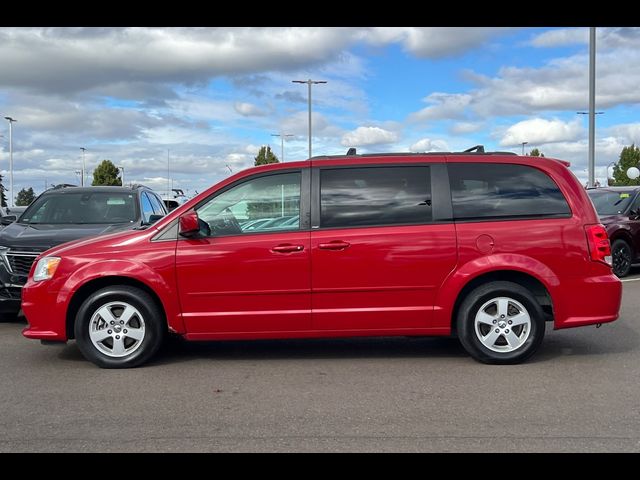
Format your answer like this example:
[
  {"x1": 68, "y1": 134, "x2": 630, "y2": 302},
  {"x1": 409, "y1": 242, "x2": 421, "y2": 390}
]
[
  {"x1": 311, "y1": 164, "x2": 457, "y2": 331},
  {"x1": 176, "y1": 170, "x2": 311, "y2": 336}
]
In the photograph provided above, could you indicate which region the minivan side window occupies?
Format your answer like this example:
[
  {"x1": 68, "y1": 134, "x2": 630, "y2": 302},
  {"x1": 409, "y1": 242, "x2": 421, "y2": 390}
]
[
  {"x1": 448, "y1": 163, "x2": 571, "y2": 220},
  {"x1": 196, "y1": 172, "x2": 301, "y2": 236},
  {"x1": 320, "y1": 166, "x2": 432, "y2": 228}
]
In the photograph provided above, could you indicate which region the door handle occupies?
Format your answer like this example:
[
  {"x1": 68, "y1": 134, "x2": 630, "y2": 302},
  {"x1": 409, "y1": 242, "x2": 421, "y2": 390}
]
[
  {"x1": 318, "y1": 241, "x2": 350, "y2": 250},
  {"x1": 271, "y1": 244, "x2": 305, "y2": 253}
]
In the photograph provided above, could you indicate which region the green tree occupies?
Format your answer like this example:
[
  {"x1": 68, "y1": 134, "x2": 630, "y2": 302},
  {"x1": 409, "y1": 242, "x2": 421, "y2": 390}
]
[
  {"x1": 92, "y1": 160, "x2": 122, "y2": 186},
  {"x1": 0, "y1": 174, "x2": 6, "y2": 208},
  {"x1": 15, "y1": 187, "x2": 36, "y2": 206},
  {"x1": 529, "y1": 148, "x2": 545, "y2": 157},
  {"x1": 254, "y1": 146, "x2": 279, "y2": 166},
  {"x1": 610, "y1": 144, "x2": 640, "y2": 186}
]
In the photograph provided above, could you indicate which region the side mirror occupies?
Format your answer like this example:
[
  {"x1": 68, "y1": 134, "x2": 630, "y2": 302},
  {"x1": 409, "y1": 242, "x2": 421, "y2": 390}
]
[
  {"x1": 148, "y1": 214, "x2": 164, "y2": 224},
  {"x1": 179, "y1": 210, "x2": 200, "y2": 237},
  {"x1": 1, "y1": 215, "x2": 17, "y2": 225}
]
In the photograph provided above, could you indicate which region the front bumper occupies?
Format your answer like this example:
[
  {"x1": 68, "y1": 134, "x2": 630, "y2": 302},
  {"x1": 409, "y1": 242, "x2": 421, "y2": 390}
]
[{"x1": 21, "y1": 278, "x2": 67, "y2": 341}]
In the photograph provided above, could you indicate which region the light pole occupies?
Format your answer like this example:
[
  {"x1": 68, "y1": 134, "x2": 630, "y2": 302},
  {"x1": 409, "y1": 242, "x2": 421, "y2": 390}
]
[
  {"x1": 271, "y1": 133, "x2": 294, "y2": 162},
  {"x1": 292, "y1": 79, "x2": 327, "y2": 159},
  {"x1": 80, "y1": 147, "x2": 87, "y2": 187},
  {"x1": 4, "y1": 117, "x2": 17, "y2": 207},
  {"x1": 577, "y1": 110, "x2": 604, "y2": 188},
  {"x1": 117, "y1": 166, "x2": 125, "y2": 186},
  {"x1": 521, "y1": 141, "x2": 528, "y2": 156}
]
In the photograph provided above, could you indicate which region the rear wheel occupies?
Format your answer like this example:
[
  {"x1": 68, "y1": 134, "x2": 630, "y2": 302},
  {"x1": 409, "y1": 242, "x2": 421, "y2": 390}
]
[
  {"x1": 457, "y1": 281, "x2": 545, "y2": 364},
  {"x1": 74, "y1": 286, "x2": 164, "y2": 368},
  {"x1": 611, "y1": 239, "x2": 633, "y2": 278}
]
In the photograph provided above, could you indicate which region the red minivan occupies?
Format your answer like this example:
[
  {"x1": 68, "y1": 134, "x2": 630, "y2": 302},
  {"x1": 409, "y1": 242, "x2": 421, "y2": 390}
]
[{"x1": 22, "y1": 150, "x2": 622, "y2": 368}]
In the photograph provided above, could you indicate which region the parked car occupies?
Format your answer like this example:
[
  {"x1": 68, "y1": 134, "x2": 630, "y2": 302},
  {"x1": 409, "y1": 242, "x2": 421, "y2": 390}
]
[
  {"x1": 587, "y1": 186, "x2": 640, "y2": 277},
  {"x1": 0, "y1": 185, "x2": 167, "y2": 318},
  {"x1": 162, "y1": 188, "x2": 190, "y2": 212},
  {"x1": 22, "y1": 148, "x2": 621, "y2": 368},
  {"x1": 5, "y1": 206, "x2": 27, "y2": 217}
]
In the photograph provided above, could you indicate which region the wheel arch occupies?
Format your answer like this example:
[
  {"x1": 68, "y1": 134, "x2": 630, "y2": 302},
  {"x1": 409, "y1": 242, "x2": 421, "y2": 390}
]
[
  {"x1": 65, "y1": 276, "x2": 168, "y2": 340},
  {"x1": 447, "y1": 270, "x2": 554, "y2": 336},
  {"x1": 609, "y1": 229, "x2": 633, "y2": 247}
]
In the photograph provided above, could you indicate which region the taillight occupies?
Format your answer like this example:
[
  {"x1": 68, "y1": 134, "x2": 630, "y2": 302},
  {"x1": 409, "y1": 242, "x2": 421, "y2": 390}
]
[{"x1": 585, "y1": 224, "x2": 612, "y2": 266}]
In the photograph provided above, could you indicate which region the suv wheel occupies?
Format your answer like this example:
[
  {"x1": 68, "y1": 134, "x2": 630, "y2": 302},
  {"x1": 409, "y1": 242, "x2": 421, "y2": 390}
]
[
  {"x1": 611, "y1": 239, "x2": 633, "y2": 278},
  {"x1": 74, "y1": 286, "x2": 164, "y2": 368},
  {"x1": 457, "y1": 281, "x2": 545, "y2": 364}
]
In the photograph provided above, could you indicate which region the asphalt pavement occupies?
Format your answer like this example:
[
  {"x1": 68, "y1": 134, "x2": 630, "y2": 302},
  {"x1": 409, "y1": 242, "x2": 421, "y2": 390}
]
[{"x1": 1, "y1": 273, "x2": 639, "y2": 452}]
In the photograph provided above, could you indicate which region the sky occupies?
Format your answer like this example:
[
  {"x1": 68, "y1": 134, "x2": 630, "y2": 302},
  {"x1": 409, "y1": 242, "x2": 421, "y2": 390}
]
[{"x1": 1, "y1": 26, "x2": 640, "y2": 200}]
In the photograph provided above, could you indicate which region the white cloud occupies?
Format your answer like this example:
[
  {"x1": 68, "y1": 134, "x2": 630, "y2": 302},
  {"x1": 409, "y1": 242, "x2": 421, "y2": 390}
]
[
  {"x1": 607, "y1": 123, "x2": 640, "y2": 145},
  {"x1": 409, "y1": 138, "x2": 449, "y2": 152},
  {"x1": 410, "y1": 42, "x2": 640, "y2": 121},
  {"x1": 450, "y1": 122, "x2": 484, "y2": 135},
  {"x1": 530, "y1": 27, "x2": 640, "y2": 50},
  {"x1": 341, "y1": 126, "x2": 398, "y2": 147},
  {"x1": 410, "y1": 93, "x2": 472, "y2": 122},
  {"x1": 530, "y1": 28, "x2": 588, "y2": 48},
  {"x1": 0, "y1": 27, "x2": 508, "y2": 96},
  {"x1": 360, "y1": 27, "x2": 512, "y2": 58},
  {"x1": 500, "y1": 118, "x2": 584, "y2": 147},
  {"x1": 234, "y1": 101, "x2": 268, "y2": 117}
]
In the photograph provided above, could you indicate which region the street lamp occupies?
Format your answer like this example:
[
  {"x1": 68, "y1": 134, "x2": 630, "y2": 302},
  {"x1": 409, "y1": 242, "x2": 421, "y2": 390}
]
[
  {"x1": 80, "y1": 147, "x2": 87, "y2": 187},
  {"x1": 292, "y1": 79, "x2": 327, "y2": 159},
  {"x1": 4, "y1": 117, "x2": 17, "y2": 207},
  {"x1": 271, "y1": 133, "x2": 294, "y2": 162},
  {"x1": 117, "y1": 166, "x2": 125, "y2": 186},
  {"x1": 521, "y1": 141, "x2": 528, "y2": 156}
]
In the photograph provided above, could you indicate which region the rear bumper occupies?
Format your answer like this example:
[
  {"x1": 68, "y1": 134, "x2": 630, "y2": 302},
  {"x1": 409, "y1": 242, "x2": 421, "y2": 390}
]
[
  {"x1": 554, "y1": 273, "x2": 622, "y2": 329},
  {"x1": 21, "y1": 280, "x2": 67, "y2": 341}
]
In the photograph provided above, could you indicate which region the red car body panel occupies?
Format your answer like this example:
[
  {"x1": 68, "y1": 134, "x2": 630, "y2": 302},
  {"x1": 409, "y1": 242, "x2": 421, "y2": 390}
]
[{"x1": 22, "y1": 155, "x2": 622, "y2": 345}]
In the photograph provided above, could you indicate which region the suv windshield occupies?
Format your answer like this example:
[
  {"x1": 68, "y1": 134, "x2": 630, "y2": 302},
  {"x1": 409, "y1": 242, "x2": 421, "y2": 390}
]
[
  {"x1": 20, "y1": 191, "x2": 138, "y2": 225},
  {"x1": 587, "y1": 189, "x2": 635, "y2": 215}
]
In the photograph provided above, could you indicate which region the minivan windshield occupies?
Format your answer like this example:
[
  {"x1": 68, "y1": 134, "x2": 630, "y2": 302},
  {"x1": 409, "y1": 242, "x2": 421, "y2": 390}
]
[
  {"x1": 20, "y1": 191, "x2": 138, "y2": 225},
  {"x1": 587, "y1": 189, "x2": 635, "y2": 216}
]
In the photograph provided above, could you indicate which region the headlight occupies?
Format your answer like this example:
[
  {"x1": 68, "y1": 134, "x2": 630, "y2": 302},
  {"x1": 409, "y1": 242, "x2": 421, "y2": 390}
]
[{"x1": 33, "y1": 257, "x2": 61, "y2": 282}]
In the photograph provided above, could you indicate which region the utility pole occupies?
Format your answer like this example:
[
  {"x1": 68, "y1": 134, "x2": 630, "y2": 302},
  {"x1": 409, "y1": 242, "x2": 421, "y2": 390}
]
[
  {"x1": 80, "y1": 147, "x2": 87, "y2": 187},
  {"x1": 271, "y1": 133, "x2": 294, "y2": 162},
  {"x1": 167, "y1": 149, "x2": 170, "y2": 198},
  {"x1": 292, "y1": 79, "x2": 327, "y2": 159},
  {"x1": 4, "y1": 117, "x2": 17, "y2": 207}
]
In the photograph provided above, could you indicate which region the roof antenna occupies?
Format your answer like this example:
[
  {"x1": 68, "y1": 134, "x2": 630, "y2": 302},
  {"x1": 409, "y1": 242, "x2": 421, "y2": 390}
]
[
  {"x1": 463, "y1": 145, "x2": 485, "y2": 153},
  {"x1": 346, "y1": 148, "x2": 357, "y2": 156}
]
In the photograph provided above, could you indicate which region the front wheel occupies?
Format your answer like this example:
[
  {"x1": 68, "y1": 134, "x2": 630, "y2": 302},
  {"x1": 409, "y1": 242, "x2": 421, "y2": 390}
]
[
  {"x1": 611, "y1": 239, "x2": 633, "y2": 278},
  {"x1": 457, "y1": 281, "x2": 545, "y2": 364},
  {"x1": 74, "y1": 286, "x2": 165, "y2": 368}
]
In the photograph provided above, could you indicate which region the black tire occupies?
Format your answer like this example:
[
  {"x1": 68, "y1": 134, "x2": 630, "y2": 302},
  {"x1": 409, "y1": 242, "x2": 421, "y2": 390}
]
[
  {"x1": 457, "y1": 281, "x2": 546, "y2": 365},
  {"x1": 74, "y1": 286, "x2": 165, "y2": 368},
  {"x1": 611, "y1": 239, "x2": 633, "y2": 278}
]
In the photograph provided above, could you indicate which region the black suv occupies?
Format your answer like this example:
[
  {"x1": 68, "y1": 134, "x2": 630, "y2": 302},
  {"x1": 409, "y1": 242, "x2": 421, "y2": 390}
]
[{"x1": 0, "y1": 185, "x2": 167, "y2": 317}]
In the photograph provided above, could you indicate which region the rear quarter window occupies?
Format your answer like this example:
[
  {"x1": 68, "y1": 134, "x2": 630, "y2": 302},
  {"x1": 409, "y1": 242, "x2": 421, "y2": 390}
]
[{"x1": 448, "y1": 163, "x2": 571, "y2": 220}]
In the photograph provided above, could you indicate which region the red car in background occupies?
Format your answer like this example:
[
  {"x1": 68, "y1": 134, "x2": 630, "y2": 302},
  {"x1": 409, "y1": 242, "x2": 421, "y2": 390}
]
[{"x1": 22, "y1": 149, "x2": 621, "y2": 368}]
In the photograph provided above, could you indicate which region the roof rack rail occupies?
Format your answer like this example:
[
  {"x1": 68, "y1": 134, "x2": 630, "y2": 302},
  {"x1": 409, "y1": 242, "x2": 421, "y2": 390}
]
[
  {"x1": 463, "y1": 145, "x2": 485, "y2": 153},
  {"x1": 52, "y1": 183, "x2": 77, "y2": 189},
  {"x1": 309, "y1": 148, "x2": 519, "y2": 161}
]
